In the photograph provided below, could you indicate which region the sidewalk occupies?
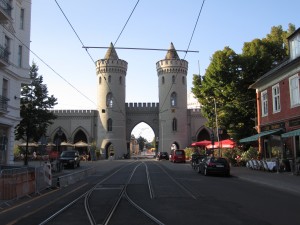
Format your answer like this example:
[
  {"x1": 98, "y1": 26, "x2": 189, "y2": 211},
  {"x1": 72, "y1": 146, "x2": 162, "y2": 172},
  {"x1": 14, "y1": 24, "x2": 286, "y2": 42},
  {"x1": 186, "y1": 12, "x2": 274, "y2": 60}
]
[{"x1": 231, "y1": 166, "x2": 300, "y2": 196}]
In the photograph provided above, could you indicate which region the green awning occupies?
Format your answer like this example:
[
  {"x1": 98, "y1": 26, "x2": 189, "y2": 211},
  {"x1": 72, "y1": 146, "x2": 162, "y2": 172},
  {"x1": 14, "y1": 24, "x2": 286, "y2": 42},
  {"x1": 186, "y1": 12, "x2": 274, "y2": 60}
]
[
  {"x1": 282, "y1": 129, "x2": 300, "y2": 138},
  {"x1": 239, "y1": 134, "x2": 260, "y2": 143},
  {"x1": 239, "y1": 129, "x2": 282, "y2": 143}
]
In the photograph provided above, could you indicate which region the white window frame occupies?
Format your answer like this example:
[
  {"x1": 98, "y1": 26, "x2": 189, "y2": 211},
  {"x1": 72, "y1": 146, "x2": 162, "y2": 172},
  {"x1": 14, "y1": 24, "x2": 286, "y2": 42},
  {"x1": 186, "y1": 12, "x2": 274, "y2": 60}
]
[
  {"x1": 261, "y1": 90, "x2": 268, "y2": 117},
  {"x1": 289, "y1": 74, "x2": 300, "y2": 107},
  {"x1": 290, "y1": 34, "x2": 300, "y2": 59},
  {"x1": 272, "y1": 84, "x2": 280, "y2": 113}
]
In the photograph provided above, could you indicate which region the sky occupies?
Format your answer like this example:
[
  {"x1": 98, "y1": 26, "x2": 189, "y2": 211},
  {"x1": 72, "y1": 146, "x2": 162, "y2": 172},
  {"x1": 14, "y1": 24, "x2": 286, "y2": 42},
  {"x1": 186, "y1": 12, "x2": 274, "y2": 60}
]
[{"x1": 29, "y1": 0, "x2": 300, "y2": 141}]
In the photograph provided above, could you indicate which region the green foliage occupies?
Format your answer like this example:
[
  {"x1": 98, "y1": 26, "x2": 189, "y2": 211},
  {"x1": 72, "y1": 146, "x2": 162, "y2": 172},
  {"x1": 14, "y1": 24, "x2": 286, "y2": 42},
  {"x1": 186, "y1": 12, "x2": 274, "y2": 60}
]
[
  {"x1": 137, "y1": 136, "x2": 147, "y2": 150},
  {"x1": 271, "y1": 146, "x2": 282, "y2": 158},
  {"x1": 241, "y1": 147, "x2": 258, "y2": 161},
  {"x1": 184, "y1": 147, "x2": 194, "y2": 159},
  {"x1": 192, "y1": 24, "x2": 295, "y2": 141},
  {"x1": 13, "y1": 145, "x2": 22, "y2": 158},
  {"x1": 222, "y1": 148, "x2": 243, "y2": 164},
  {"x1": 15, "y1": 62, "x2": 57, "y2": 142}
]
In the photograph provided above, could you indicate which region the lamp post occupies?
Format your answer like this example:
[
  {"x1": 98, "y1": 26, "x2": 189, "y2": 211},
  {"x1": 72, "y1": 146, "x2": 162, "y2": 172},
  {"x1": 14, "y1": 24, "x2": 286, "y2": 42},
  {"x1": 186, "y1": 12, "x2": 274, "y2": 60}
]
[
  {"x1": 213, "y1": 98, "x2": 221, "y2": 157},
  {"x1": 209, "y1": 130, "x2": 214, "y2": 154},
  {"x1": 56, "y1": 127, "x2": 63, "y2": 153},
  {"x1": 160, "y1": 120, "x2": 166, "y2": 152},
  {"x1": 218, "y1": 128, "x2": 223, "y2": 157}
]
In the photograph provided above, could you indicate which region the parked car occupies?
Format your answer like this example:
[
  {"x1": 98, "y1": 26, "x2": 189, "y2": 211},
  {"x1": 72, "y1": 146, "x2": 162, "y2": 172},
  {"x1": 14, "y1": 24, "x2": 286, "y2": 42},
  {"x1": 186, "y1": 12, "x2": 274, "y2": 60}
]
[
  {"x1": 156, "y1": 151, "x2": 169, "y2": 160},
  {"x1": 197, "y1": 156, "x2": 230, "y2": 176},
  {"x1": 59, "y1": 150, "x2": 81, "y2": 169},
  {"x1": 170, "y1": 149, "x2": 186, "y2": 163}
]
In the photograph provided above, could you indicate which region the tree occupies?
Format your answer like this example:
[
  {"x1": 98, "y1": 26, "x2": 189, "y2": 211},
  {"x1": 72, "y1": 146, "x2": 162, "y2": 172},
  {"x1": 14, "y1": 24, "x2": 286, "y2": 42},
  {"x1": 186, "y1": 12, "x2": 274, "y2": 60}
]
[
  {"x1": 192, "y1": 24, "x2": 295, "y2": 141},
  {"x1": 15, "y1": 62, "x2": 57, "y2": 165},
  {"x1": 137, "y1": 136, "x2": 147, "y2": 151}
]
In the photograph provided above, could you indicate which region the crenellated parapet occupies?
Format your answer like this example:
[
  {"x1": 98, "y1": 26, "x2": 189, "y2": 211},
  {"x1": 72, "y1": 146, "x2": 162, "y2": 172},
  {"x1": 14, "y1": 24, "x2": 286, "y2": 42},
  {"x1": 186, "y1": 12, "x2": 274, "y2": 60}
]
[
  {"x1": 126, "y1": 102, "x2": 159, "y2": 113},
  {"x1": 188, "y1": 108, "x2": 203, "y2": 117},
  {"x1": 156, "y1": 59, "x2": 188, "y2": 75},
  {"x1": 51, "y1": 109, "x2": 97, "y2": 117},
  {"x1": 96, "y1": 59, "x2": 128, "y2": 75}
]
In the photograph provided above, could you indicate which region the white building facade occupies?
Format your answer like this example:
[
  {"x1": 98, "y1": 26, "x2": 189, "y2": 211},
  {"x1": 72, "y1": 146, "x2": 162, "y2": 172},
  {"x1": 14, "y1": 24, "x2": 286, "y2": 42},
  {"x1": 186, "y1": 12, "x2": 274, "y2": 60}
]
[{"x1": 0, "y1": 0, "x2": 31, "y2": 164}]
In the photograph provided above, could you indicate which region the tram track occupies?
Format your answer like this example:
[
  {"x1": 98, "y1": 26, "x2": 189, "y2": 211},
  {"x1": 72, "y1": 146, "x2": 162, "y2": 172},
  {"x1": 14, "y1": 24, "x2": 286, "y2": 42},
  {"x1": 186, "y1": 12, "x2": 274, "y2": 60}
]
[
  {"x1": 6, "y1": 160, "x2": 199, "y2": 225},
  {"x1": 39, "y1": 161, "x2": 166, "y2": 225}
]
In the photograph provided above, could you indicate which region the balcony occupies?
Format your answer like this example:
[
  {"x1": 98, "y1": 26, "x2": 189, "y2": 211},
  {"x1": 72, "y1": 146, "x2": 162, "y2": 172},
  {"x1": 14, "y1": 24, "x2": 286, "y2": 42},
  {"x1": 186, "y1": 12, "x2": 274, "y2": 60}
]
[
  {"x1": 0, "y1": 0, "x2": 12, "y2": 22},
  {"x1": 0, "y1": 44, "x2": 9, "y2": 67},
  {"x1": 0, "y1": 95, "x2": 9, "y2": 114}
]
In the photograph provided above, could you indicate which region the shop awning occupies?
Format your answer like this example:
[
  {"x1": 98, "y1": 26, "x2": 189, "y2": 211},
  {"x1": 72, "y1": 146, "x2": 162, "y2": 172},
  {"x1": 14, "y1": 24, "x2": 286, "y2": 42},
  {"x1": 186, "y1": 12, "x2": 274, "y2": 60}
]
[
  {"x1": 239, "y1": 129, "x2": 282, "y2": 143},
  {"x1": 282, "y1": 128, "x2": 300, "y2": 138}
]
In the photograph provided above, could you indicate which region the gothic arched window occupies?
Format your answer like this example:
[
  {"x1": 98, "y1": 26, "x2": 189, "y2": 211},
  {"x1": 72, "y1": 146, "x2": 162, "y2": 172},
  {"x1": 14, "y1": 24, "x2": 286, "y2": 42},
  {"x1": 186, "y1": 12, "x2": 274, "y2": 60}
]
[
  {"x1": 172, "y1": 118, "x2": 177, "y2": 131},
  {"x1": 171, "y1": 92, "x2": 177, "y2": 107},
  {"x1": 106, "y1": 92, "x2": 113, "y2": 108},
  {"x1": 107, "y1": 118, "x2": 112, "y2": 131}
]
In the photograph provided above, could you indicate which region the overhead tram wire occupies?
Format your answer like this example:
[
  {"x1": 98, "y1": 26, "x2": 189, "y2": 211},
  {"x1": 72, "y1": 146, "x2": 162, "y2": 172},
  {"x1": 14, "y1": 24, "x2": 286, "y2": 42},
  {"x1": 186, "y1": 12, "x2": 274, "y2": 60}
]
[
  {"x1": 9, "y1": 29, "x2": 96, "y2": 107},
  {"x1": 54, "y1": 0, "x2": 141, "y2": 118},
  {"x1": 114, "y1": 0, "x2": 140, "y2": 46},
  {"x1": 82, "y1": 46, "x2": 199, "y2": 53},
  {"x1": 54, "y1": 0, "x2": 95, "y2": 64},
  {"x1": 158, "y1": 0, "x2": 205, "y2": 112}
]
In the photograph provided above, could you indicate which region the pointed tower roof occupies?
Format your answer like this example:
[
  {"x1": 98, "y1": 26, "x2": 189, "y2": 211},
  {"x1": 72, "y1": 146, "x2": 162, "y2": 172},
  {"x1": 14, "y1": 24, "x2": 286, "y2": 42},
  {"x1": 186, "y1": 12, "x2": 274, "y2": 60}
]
[
  {"x1": 165, "y1": 42, "x2": 180, "y2": 60},
  {"x1": 104, "y1": 42, "x2": 119, "y2": 59}
]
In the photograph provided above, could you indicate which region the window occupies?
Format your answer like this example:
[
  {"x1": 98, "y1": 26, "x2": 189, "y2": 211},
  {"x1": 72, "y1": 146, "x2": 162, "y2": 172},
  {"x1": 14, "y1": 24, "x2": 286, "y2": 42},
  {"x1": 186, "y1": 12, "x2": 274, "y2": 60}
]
[
  {"x1": 18, "y1": 45, "x2": 22, "y2": 67},
  {"x1": 108, "y1": 75, "x2": 111, "y2": 83},
  {"x1": 290, "y1": 34, "x2": 300, "y2": 60},
  {"x1": 272, "y1": 84, "x2": 280, "y2": 113},
  {"x1": 172, "y1": 118, "x2": 177, "y2": 131},
  {"x1": 289, "y1": 75, "x2": 300, "y2": 107},
  {"x1": 99, "y1": 77, "x2": 101, "y2": 84},
  {"x1": 119, "y1": 76, "x2": 122, "y2": 84},
  {"x1": 20, "y1": 8, "x2": 24, "y2": 29},
  {"x1": 171, "y1": 92, "x2": 177, "y2": 107},
  {"x1": 261, "y1": 90, "x2": 268, "y2": 117},
  {"x1": 4, "y1": 36, "x2": 10, "y2": 57},
  {"x1": 172, "y1": 75, "x2": 176, "y2": 84},
  {"x1": 107, "y1": 118, "x2": 112, "y2": 131},
  {"x1": 2, "y1": 79, "x2": 8, "y2": 98},
  {"x1": 106, "y1": 92, "x2": 113, "y2": 108},
  {"x1": 162, "y1": 76, "x2": 165, "y2": 84},
  {"x1": 182, "y1": 76, "x2": 185, "y2": 84}
]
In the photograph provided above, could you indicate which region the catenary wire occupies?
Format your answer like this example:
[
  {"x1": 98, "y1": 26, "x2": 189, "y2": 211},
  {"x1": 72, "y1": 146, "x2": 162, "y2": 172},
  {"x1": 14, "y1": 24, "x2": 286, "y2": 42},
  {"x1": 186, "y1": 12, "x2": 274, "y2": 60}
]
[
  {"x1": 53, "y1": 0, "x2": 140, "y2": 117},
  {"x1": 7, "y1": 27, "x2": 97, "y2": 107},
  {"x1": 54, "y1": 0, "x2": 95, "y2": 64},
  {"x1": 159, "y1": 0, "x2": 205, "y2": 112},
  {"x1": 114, "y1": 0, "x2": 140, "y2": 46}
]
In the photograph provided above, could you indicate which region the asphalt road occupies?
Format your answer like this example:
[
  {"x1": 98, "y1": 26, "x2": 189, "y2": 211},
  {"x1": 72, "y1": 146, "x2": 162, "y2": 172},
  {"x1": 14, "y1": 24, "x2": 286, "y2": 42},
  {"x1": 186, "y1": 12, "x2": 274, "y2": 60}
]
[{"x1": 1, "y1": 159, "x2": 300, "y2": 225}]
